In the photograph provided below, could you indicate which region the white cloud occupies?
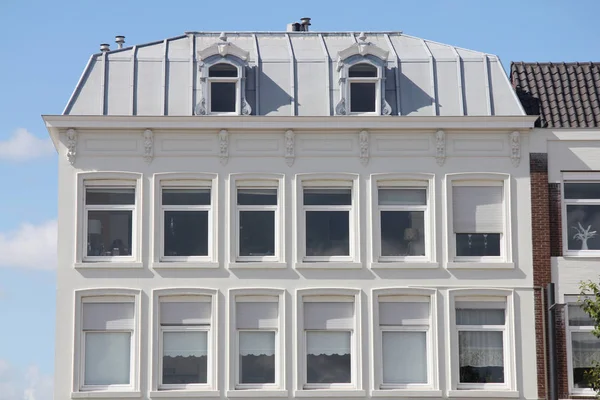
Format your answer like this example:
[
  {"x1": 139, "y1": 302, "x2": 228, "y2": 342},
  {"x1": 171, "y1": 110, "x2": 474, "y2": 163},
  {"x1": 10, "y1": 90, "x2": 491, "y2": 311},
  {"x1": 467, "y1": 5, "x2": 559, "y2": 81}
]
[
  {"x1": 0, "y1": 129, "x2": 54, "y2": 162},
  {"x1": 0, "y1": 220, "x2": 57, "y2": 270},
  {"x1": 0, "y1": 360, "x2": 53, "y2": 400}
]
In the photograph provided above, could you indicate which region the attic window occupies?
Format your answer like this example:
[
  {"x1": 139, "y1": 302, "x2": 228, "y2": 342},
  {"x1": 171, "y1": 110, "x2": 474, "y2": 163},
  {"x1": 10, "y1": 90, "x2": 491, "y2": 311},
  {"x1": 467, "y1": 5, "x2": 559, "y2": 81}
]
[
  {"x1": 208, "y1": 63, "x2": 238, "y2": 113},
  {"x1": 348, "y1": 64, "x2": 378, "y2": 113}
]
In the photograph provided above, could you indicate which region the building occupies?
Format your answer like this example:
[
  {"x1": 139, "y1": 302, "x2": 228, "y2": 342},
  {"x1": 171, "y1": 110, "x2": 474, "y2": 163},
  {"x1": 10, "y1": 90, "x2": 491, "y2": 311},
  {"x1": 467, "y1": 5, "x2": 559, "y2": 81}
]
[
  {"x1": 512, "y1": 61, "x2": 600, "y2": 399},
  {"x1": 44, "y1": 20, "x2": 539, "y2": 400}
]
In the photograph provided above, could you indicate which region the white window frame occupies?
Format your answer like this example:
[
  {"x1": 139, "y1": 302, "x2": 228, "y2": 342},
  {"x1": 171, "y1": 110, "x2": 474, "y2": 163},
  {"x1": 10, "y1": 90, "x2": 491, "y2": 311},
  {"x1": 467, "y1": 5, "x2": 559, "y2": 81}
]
[
  {"x1": 371, "y1": 288, "x2": 440, "y2": 395},
  {"x1": 153, "y1": 173, "x2": 218, "y2": 268},
  {"x1": 206, "y1": 61, "x2": 241, "y2": 115},
  {"x1": 561, "y1": 172, "x2": 600, "y2": 257},
  {"x1": 295, "y1": 174, "x2": 360, "y2": 268},
  {"x1": 446, "y1": 173, "x2": 513, "y2": 268},
  {"x1": 371, "y1": 174, "x2": 436, "y2": 268},
  {"x1": 77, "y1": 172, "x2": 142, "y2": 266},
  {"x1": 448, "y1": 289, "x2": 516, "y2": 394},
  {"x1": 151, "y1": 288, "x2": 218, "y2": 395},
  {"x1": 228, "y1": 288, "x2": 286, "y2": 395},
  {"x1": 229, "y1": 174, "x2": 285, "y2": 268},
  {"x1": 295, "y1": 288, "x2": 364, "y2": 396},
  {"x1": 347, "y1": 62, "x2": 381, "y2": 115},
  {"x1": 73, "y1": 289, "x2": 141, "y2": 395}
]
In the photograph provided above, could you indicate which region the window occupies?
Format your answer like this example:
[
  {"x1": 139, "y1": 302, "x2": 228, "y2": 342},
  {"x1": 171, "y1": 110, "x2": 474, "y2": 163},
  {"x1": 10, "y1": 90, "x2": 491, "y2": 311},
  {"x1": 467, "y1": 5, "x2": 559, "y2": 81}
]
[
  {"x1": 79, "y1": 295, "x2": 136, "y2": 391},
  {"x1": 348, "y1": 64, "x2": 378, "y2": 113},
  {"x1": 566, "y1": 299, "x2": 600, "y2": 393},
  {"x1": 563, "y1": 180, "x2": 600, "y2": 254},
  {"x1": 209, "y1": 63, "x2": 238, "y2": 114}
]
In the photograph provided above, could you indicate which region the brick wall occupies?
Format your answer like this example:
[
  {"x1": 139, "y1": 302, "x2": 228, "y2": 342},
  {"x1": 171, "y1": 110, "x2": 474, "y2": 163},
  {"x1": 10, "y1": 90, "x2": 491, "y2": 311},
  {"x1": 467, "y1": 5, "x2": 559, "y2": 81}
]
[
  {"x1": 549, "y1": 183, "x2": 563, "y2": 256},
  {"x1": 556, "y1": 304, "x2": 570, "y2": 398}
]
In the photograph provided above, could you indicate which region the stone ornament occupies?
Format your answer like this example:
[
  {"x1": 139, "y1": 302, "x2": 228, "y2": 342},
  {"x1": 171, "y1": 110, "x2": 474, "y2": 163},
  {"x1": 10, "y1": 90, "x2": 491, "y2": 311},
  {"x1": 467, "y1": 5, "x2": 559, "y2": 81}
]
[
  {"x1": 285, "y1": 130, "x2": 295, "y2": 167},
  {"x1": 219, "y1": 129, "x2": 229, "y2": 165},
  {"x1": 143, "y1": 129, "x2": 154, "y2": 163},
  {"x1": 510, "y1": 131, "x2": 521, "y2": 167},
  {"x1": 359, "y1": 130, "x2": 369, "y2": 166},
  {"x1": 66, "y1": 128, "x2": 77, "y2": 165},
  {"x1": 435, "y1": 130, "x2": 446, "y2": 166}
]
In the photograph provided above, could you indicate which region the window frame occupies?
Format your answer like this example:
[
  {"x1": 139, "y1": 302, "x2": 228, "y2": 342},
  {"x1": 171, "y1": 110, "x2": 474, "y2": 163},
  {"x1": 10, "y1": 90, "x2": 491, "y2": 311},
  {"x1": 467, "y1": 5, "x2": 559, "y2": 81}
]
[
  {"x1": 208, "y1": 63, "x2": 241, "y2": 115},
  {"x1": 153, "y1": 173, "x2": 218, "y2": 268},
  {"x1": 73, "y1": 289, "x2": 141, "y2": 394},
  {"x1": 561, "y1": 172, "x2": 600, "y2": 257},
  {"x1": 229, "y1": 174, "x2": 285, "y2": 268},
  {"x1": 347, "y1": 63, "x2": 380, "y2": 115},
  {"x1": 295, "y1": 174, "x2": 360, "y2": 268},
  {"x1": 77, "y1": 172, "x2": 142, "y2": 266},
  {"x1": 446, "y1": 173, "x2": 513, "y2": 268}
]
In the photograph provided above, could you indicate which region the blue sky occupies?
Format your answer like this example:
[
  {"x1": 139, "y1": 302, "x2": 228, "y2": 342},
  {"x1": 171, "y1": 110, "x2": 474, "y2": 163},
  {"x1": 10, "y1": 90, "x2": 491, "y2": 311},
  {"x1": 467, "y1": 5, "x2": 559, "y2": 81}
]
[{"x1": 0, "y1": 0, "x2": 598, "y2": 398}]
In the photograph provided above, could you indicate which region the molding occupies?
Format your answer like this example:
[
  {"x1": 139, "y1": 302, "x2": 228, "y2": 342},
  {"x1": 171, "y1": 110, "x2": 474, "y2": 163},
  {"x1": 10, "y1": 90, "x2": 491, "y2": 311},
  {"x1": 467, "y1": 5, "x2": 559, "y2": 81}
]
[
  {"x1": 337, "y1": 32, "x2": 389, "y2": 63},
  {"x1": 359, "y1": 130, "x2": 369, "y2": 165},
  {"x1": 197, "y1": 32, "x2": 249, "y2": 61},
  {"x1": 435, "y1": 130, "x2": 445, "y2": 166},
  {"x1": 66, "y1": 128, "x2": 77, "y2": 165},
  {"x1": 72, "y1": 392, "x2": 142, "y2": 399},
  {"x1": 143, "y1": 129, "x2": 154, "y2": 163},
  {"x1": 510, "y1": 131, "x2": 520, "y2": 167},
  {"x1": 284, "y1": 129, "x2": 295, "y2": 166},
  {"x1": 218, "y1": 129, "x2": 229, "y2": 165}
]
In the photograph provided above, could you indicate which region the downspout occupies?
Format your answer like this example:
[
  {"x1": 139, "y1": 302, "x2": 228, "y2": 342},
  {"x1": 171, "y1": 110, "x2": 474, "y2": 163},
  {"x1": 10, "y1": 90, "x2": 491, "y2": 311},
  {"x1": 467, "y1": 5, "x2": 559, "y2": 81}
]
[{"x1": 547, "y1": 283, "x2": 558, "y2": 400}]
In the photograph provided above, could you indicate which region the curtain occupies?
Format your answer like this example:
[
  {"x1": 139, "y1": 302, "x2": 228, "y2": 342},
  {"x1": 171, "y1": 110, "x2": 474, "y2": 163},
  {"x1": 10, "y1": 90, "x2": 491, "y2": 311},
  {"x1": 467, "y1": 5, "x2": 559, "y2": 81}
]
[
  {"x1": 307, "y1": 331, "x2": 350, "y2": 356},
  {"x1": 163, "y1": 331, "x2": 207, "y2": 357},
  {"x1": 239, "y1": 331, "x2": 275, "y2": 356},
  {"x1": 459, "y1": 331, "x2": 504, "y2": 367},
  {"x1": 83, "y1": 302, "x2": 134, "y2": 330},
  {"x1": 572, "y1": 332, "x2": 600, "y2": 368},
  {"x1": 378, "y1": 188, "x2": 426, "y2": 206},
  {"x1": 382, "y1": 331, "x2": 427, "y2": 384},
  {"x1": 84, "y1": 332, "x2": 131, "y2": 385},
  {"x1": 453, "y1": 186, "x2": 503, "y2": 233},
  {"x1": 568, "y1": 305, "x2": 595, "y2": 327},
  {"x1": 456, "y1": 307, "x2": 505, "y2": 325}
]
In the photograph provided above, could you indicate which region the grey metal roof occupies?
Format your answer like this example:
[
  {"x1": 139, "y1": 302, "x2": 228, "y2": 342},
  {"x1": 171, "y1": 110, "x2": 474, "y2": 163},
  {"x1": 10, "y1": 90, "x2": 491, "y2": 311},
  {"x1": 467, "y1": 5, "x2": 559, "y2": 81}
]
[{"x1": 64, "y1": 32, "x2": 525, "y2": 117}]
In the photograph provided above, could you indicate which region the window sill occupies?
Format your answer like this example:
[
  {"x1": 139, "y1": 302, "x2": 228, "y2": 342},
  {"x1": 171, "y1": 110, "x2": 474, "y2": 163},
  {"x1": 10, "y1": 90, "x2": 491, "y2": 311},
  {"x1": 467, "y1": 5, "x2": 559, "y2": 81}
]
[
  {"x1": 568, "y1": 390, "x2": 597, "y2": 397},
  {"x1": 562, "y1": 252, "x2": 600, "y2": 259},
  {"x1": 372, "y1": 262, "x2": 439, "y2": 269},
  {"x1": 152, "y1": 262, "x2": 219, "y2": 269},
  {"x1": 295, "y1": 262, "x2": 362, "y2": 269},
  {"x1": 447, "y1": 262, "x2": 514, "y2": 269},
  {"x1": 294, "y1": 389, "x2": 366, "y2": 397},
  {"x1": 74, "y1": 262, "x2": 143, "y2": 269},
  {"x1": 229, "y1": 262, "x2": 287, "y2": 269},
  {"x1": 448, "y1": 390, "x2": 519, "y2": 398},
  {"x1": 371, "y1": 390, "x2": 442, "y2": 397},
  {"x1": 149, "y1": 390, "x2": 220, "y2": 398},
  {"x1": 72, "y1": 392, "x2": 142, "y2": 399},
  {"x1": 226, "y1": 390, "x2": 288, "y2": 397}
]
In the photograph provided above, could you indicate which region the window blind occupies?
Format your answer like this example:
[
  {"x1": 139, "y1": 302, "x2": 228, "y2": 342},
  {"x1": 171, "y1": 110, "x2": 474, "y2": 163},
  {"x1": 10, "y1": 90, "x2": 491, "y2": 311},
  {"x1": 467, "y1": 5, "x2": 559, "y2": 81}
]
[
  {"x1": 304, "y1": 302, "x2": 354, "y2": 330},
  {"x1": 160, "y1": 301, "x2": 211, "y2": 325},
  {"x1": 379, "y1": 302, "x2": 430, "y2": 326},
  {"x1": 236, "y1": 302, "x2": 279, "y2": 329},
  {"x1": 453, "y1": 186, "x2": 503, "y2": 233},
  {"x1": 83, "y1": 302, "x2": 134, "y2": 330}
]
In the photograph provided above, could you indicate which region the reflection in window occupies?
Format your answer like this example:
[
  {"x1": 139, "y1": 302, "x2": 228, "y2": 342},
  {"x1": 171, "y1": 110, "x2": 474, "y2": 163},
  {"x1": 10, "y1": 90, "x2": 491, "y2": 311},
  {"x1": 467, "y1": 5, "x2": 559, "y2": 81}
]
[
  {"x1": 239, "y1": 331, "x2": 276, "y2": 384},
  {"x1": 306, "y1": 331, "x2": 351, "y2": 384},
  {"x1": 564, "y1": 182, "x2": 600, "y2": 251},
  {"x1": 238, "y1": 188, "x2": 277, "y2": 259},
  {"x1": 209, "y1": 63, "x2": 238, "y2": 113},
  {"x1": 348, "y1": 64, "x2": 377, "y2": 113}
]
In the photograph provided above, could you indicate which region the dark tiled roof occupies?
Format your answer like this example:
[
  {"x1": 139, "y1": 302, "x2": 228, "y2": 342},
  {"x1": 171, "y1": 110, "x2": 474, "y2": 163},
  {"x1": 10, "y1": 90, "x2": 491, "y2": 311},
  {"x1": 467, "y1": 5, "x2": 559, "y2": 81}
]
[{"x1": 510, "y1": 62, "x2": 600, "y2": 128}]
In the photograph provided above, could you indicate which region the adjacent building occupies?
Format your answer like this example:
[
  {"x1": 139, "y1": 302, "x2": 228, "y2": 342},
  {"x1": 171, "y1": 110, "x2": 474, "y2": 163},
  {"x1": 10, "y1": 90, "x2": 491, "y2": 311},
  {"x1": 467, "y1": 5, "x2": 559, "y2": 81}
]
[{"x1": 45, "y1": 21, "x2": 538, "y2": 400}]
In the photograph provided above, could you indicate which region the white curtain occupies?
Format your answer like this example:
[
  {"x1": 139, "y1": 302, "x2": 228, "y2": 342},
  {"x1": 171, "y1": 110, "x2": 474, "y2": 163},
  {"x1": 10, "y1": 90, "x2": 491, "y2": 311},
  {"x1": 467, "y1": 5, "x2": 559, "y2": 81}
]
[
  {"x1": 378, "y1": 188, "x2": 426, "y2": 206},
  {"x1": 239, "y1": 331, "x2": 275, "y2": 356},
  {"x1": 459, "y1": 331, "x2": 504, "y2": 367},
  {"x1": 163, "y1": 331, "x2": 207, "y2": 357},
  {"x1": 453, "y1": 186, "x2": 503, "y2": 233},
  {"x1": 572, "y1": 332, "x2": 600, "y2": 368},
  {"x1": 568, "y1": 305, "x2": 595, "y2": 327},
  {"x1": 307, "y1": 331, "x2": 350, "y2": 356},
  {"x1": 84, "y1": 332, "x2": 131, "y2": 385},
  {"x1": 382, "y1": 331, "x2": 427, "y2": 384}
]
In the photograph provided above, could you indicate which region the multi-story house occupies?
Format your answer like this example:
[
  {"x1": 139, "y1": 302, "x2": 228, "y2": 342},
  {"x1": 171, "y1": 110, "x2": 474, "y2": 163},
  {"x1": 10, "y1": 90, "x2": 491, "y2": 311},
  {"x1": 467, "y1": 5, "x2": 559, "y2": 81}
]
[
  {"x1": 512, "y1": 61, "x2": 600, "y2": 400},
  {"x1": 45, "y1": 21, "x2": 538, "y2": 400}
]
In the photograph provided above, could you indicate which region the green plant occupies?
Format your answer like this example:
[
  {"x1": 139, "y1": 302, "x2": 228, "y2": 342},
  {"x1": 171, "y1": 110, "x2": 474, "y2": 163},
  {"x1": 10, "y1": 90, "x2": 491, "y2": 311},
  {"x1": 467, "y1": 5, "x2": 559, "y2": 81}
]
[{"x1": 579, "y1": 281, "x2": 600, "y2": 394}]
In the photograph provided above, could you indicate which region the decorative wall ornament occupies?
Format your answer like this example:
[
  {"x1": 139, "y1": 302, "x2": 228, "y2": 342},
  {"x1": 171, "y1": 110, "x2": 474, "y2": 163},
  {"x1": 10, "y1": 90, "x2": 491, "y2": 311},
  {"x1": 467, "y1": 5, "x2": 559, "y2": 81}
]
[
  {"x1": 241, "y1": 99, "x2": 252, "y2": 116},
  {"x1": 435, "y1": 130, "x2": 446, "y2": 166},
  {"x1": 359, "y1": 130, "x2": 369, "y2": 165},
  {"x1": 284, "y1": 130, "x2": 295, "y2": 167},
  {"x1": 572, "y1": 222, "x2": 597, "y2": 250},
  {"x1": 219, "y1": 129, "x2": 229, "y2": 165},
  {"x1": 66, "y1": 128, "x2": 77, "y2": 165},
  {"x1": 143, "y1": 129, "x2": 154, "y2": 163},
  {"x1": 510, "y1": 131, "x2": 521, "y2": 167},
  {"x1": 335, "y1": 97, "x2": 347, "y2": 116},
  {"x1": 195, "y1": 97, "x2": 207, "y2": 116},
  {"x1": 381, "y1": 98, "x2": 392, "y2": 116}
]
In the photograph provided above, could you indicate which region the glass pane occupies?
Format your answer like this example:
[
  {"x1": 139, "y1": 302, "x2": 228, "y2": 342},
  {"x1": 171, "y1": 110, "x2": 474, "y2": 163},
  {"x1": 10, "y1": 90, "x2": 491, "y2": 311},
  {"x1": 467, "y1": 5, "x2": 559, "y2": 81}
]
[
  {"x1": 239, "y1": 211, "x2": 275, "y2": 257},
  {"x1": 381, "y1": 211, "x2": 425, "y2": 256},
  {"x1": 306, "y1": 331, "x2": 351, "y2": 384},
  {"x1": 382, "y1": 331, "x2": 427, "y2": 384},
  {"x1": 163, "y1": 188, "x2": 210, "y2": 206},
  {"x1": 306, "y1": 211, "x2": 349, "y2": 256},
  {"x1": 303, "y1": 188, "x2": 351, "y2": 205},
  {"x1": 378, "y1": 188, "x2": 426, "y2": 205},
  {"x1": 572, "y1": 332, "x2": 600, "y2": 388},
  {"x1": 238, "y1": 189, "x2": 277, "y2": 206},
  {"x1": 239, "y1": 331, "x2": 275, "y2": 384},
  {"x1": 163, "y1": 331, "x2": 208, "y2": 384},
  {"x1": 209, "y1": 63, "x2": 238, "y2": 77},
  {"x1": 349, "y1": 63, "x2": 377, "y2": 78},
  {"x1": 164, "y1": 211, "x2": 208, "y2": 256},
  {"x1": 459, "y1": 331, "x2": 504, "y2": 383},
  {"x1": 456, "y1": 233, "x2": 501, "y2": 257},
  {"x1": 569, "y1": 304, "x2": 595, "y2": 326},
  {"x1": 565, "y1": 182, "x2": 600, "y2": 199},
  {"x1": 87, "y1": 211, "x2": 132, "y2": 256},
  {"x1": 211, "y1": 82, "x2": 236, "y2": 112},
  {"x1": 86, "y1": 188, "x2": 135, "y2": 205},
  {"x1": 84, "y1": 332, "x2": 131, "y2": 385},
  {"x1": 350, "y1": 82, "x2": 376, "y2": 112},
  {"x1": 566, "y1": 205, "x2": 600, "y2": 250},
  {"x1": 456, "y1": 309, "x2": 505, "y2": 325}
]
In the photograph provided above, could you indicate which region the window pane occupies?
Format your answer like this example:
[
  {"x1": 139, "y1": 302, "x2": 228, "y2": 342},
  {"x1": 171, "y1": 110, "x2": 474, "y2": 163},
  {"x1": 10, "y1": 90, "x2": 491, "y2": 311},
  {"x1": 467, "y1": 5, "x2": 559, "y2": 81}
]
[
  {"x1": 566, "y1": 205, "x2": 600, "y2": 250},
  {"x1": 239, "y1": 211, "x2": 275, "y2": 257},
  {"x1": 164, "y1": 211, "x2": 208, "y2": 256},
  {"x1": 569, "y1": 304, "x2": 595, "y2": 326},
  {"x1": 163, "y1": 331, "x2": 207, "y2": 384},
  {"x1": 459, "y1": 331, "x2": 504, "y2": 383},
  {"x1": 239, "y1": 331, "x2": 275, "y2": 384},
  {"x1": 86, "y1": 188, "x2": 135, "y2": 205},
  {"x1": 306, "y1": 211, "x2": 349, "y2": 256},
  {"x1": 565, "y1": 182, "x2": 600, "y2": 200},
  {"x1": 211, "y1": 82, "x2": 236, "y2": 112},
  {"x1": 572, "y1": 332, "x2": 600, "y2": 388},
  {"x1": 209, "y1": 63, "x2": 238, "y2": 77},
  {"x1": 381, "y1": 211, "x2": 425, "y2": 256},
  {"x1": 382, "y1": 331, "x2": 427, "y2": 384},
  {"x1": 456, "y1": 233, "x2": 501, "y2": 257},
  {"x1": 349, "y1": 64, "x2": 377, "y2": 78},
  {"x1": 378, "y1": 188, "x2": 426, "y2": 205},
  {"x1": 306, "y1": 331, "x2": 351, "y2": 384},
  {"x1": 456, "y1": 308, "x2": 505, "y2": 325},
  {"x1": 350, "y1": 82, "x2": 376, "y2": 112},
  {"x1": 84, "y1": 332, "x2": 131, "y2": 385},
  {"x1": 304, "y1": 188, "x2": 351, "y2": 205},
  {"x1": 163, "y1": 188, "x2": 210, "y2": 206},
  {"x1": 87, "y1": 211, "x2": 132, "y2": 256},
  {"x1": 238, "y1": 189, "x2": 277, "y2": 205}
]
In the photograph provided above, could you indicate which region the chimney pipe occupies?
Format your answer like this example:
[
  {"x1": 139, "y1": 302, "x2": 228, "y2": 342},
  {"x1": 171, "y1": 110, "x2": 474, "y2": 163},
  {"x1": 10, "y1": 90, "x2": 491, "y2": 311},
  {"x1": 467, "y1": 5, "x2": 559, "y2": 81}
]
[
  {"x1": 300, "y1": 17, "x2": 311, "y2": 31},
  {"x1": 115, "y1": 35, "x2": 125, "y2": 49},
  {"x1": 100, "y1": 43, "x2": 110, "y2": 52}
]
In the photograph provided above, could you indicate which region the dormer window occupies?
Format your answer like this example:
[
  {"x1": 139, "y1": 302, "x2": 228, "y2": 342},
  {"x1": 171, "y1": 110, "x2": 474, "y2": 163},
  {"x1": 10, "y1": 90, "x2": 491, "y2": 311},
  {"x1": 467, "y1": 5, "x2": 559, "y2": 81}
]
[
  {"x1": 348, "y1": 64, "x2": 378, "y2": 113},
  {"x1": 208, "y1": 63, "x2": 238, "y2": 114}
]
